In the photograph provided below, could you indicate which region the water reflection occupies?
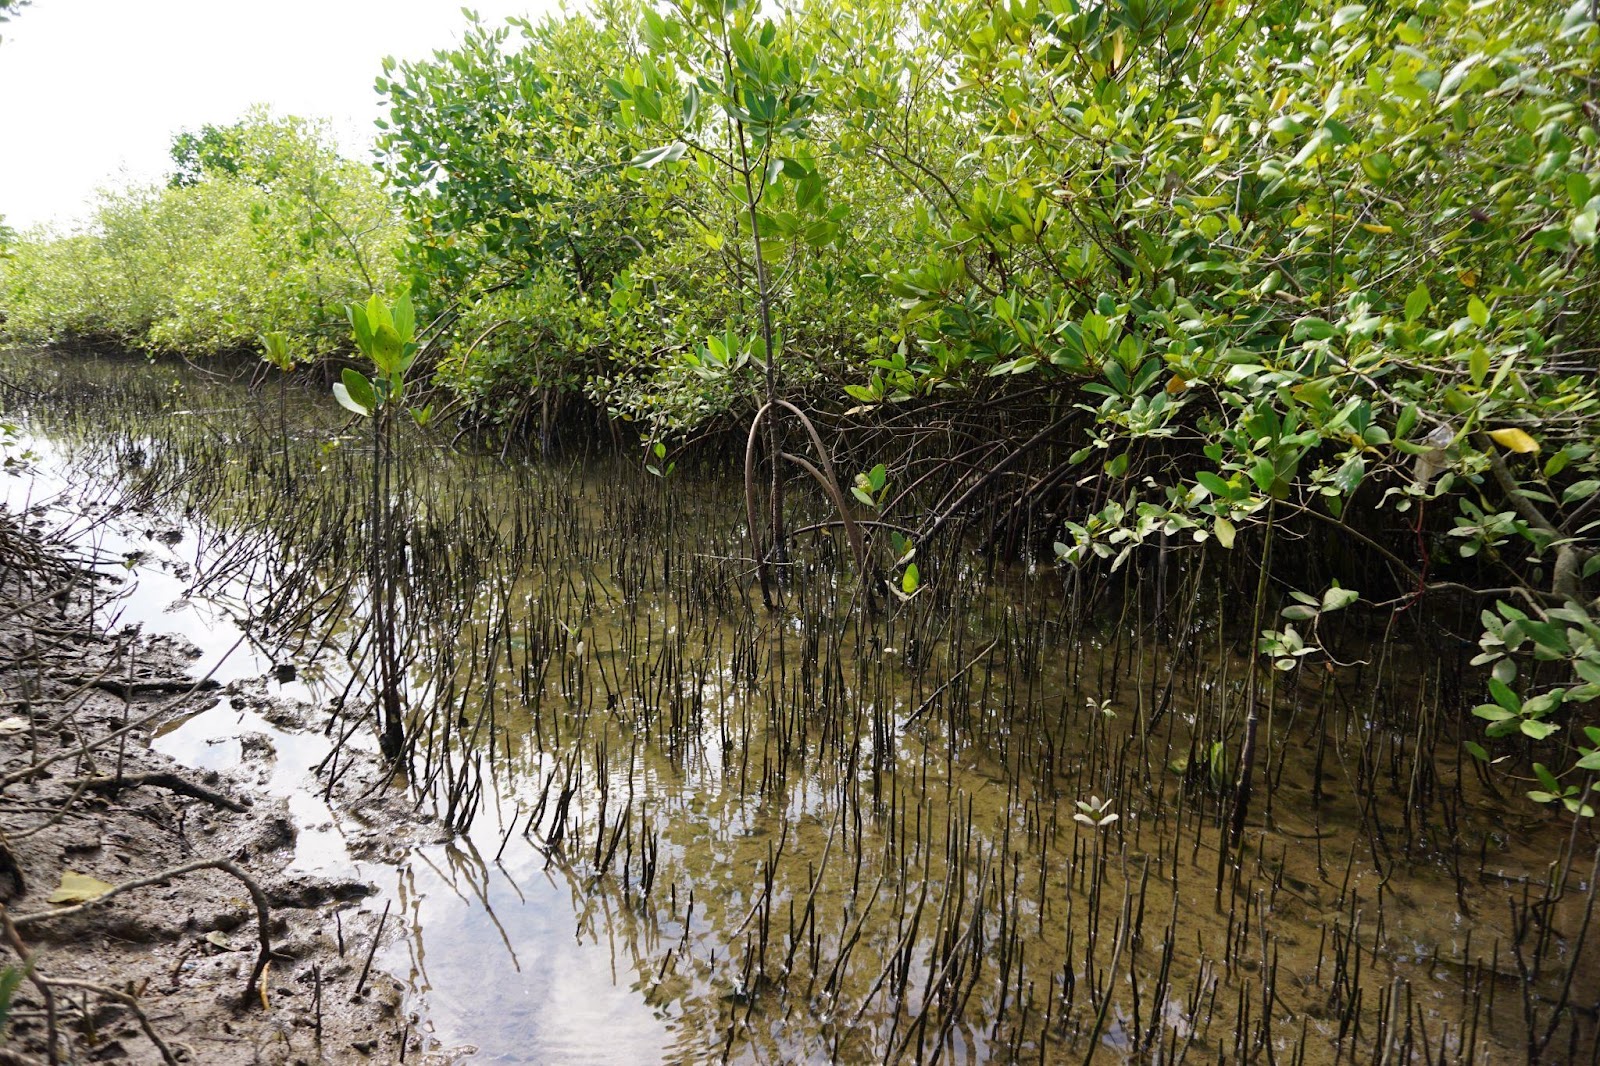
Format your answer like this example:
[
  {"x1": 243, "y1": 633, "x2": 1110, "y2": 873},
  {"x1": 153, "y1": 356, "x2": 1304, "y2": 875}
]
[{"x1": 3, "y1": 350, "x2": 1596, "y2": 1065}]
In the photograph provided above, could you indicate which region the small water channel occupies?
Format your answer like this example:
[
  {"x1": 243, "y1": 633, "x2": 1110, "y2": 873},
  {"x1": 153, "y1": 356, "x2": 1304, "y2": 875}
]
[{"x1": 2, "y1": 350, "x2": 1595, "y2": 1064}]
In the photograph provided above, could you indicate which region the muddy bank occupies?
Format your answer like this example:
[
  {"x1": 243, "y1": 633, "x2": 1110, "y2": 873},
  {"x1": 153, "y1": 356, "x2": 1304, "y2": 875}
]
[{"x1": 0, "y1": 514, "x2": 426, "y2": 1065}]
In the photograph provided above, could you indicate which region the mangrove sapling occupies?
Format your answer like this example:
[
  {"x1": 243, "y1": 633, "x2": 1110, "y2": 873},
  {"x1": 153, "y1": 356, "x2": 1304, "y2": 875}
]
[
  {"x1": 259, "y1": 330, "x2": 296, "y2": 493},
  {"x1": 645, "y1": 440, "x2": 676, "y2": 582},
  {"x1": 1229, "y1": 502, "x2": 1276, "y2": 854},
  {"x1": 618, "y1": 3, "x2": 864, "y2": 605},
  {"x1": 332, "y1": 290, "x2": 428, "y2": 766}
]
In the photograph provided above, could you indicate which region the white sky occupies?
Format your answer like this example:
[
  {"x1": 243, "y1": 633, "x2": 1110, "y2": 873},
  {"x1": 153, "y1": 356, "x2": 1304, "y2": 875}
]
[{"x1": 0, "y1": 1, "x2": 551, "y2": 231}]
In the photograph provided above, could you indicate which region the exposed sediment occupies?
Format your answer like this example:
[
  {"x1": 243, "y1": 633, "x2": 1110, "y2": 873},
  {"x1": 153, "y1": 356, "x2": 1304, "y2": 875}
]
[{"x1": 0, "y1": 514, "x2": 422, "y2": 1065}]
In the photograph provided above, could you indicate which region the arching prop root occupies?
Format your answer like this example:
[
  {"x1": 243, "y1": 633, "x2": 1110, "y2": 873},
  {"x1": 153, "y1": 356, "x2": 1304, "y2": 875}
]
[{"x1": 744, "y1": 400, "x2": 872, "y2": 609}]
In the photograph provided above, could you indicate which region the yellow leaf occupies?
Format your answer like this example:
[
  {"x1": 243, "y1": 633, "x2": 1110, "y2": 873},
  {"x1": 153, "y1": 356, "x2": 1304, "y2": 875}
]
[
  {"x1": 1270, "y1": 86, "x2": 1289, "y2": 111},
  {"x1": 1359, "y1": 223, "x2": 1392, "y2": 234},
  {"x1": 1165, "y1": 373, "x2": 1189, "y2": 394},
  {"x1": 1214, "y1": 517, "x2": 1237, "y2": 549},
  {"x1": 48, "y1": 870, "x2": 114, "y2": 905},
  {"x1": 1459, "y1": 269, "x2": 1478, "y2": 289},
  {"x1": 1489, "y1": 428, "x2": 1539, "y2": 454}
]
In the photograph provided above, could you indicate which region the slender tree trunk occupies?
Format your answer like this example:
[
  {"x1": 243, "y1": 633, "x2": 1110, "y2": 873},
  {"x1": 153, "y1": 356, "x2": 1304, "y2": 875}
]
[
  {"x1": 1229, "y1": 501, "x2": 1276, "y2": 848},
  {"x1": 278, "y1": 370, "x2": 290, "y2": 495},
  {"x1": 735, "y1": 109, "x2": 787, "y2": 595},
  {"x1": 372, "y1": 406, "x2": 403, "y2": 764}
]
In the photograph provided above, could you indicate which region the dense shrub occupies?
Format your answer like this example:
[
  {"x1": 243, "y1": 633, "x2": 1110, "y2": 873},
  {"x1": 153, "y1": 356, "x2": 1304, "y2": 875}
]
[{"x1": 0, "y1": 109, "x2": 401, "y2": 356}]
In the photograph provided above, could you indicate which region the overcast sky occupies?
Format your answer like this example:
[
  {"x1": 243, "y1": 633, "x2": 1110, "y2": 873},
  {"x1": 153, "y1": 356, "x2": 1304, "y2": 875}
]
[{"x1": 0, "y1": 0, "x2": 550, "y2": 231}]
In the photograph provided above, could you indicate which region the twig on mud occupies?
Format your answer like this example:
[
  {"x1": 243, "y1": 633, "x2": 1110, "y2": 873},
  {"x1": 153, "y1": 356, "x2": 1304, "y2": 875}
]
[
  {"x1": 10, "y1": 857, "x2": 274, "y2": 1003},
  {"x1": 5, "y1": 779, "x2": 94, "y2": 842},
  {"x1": 35, "y1": 979, "x2": 183, "y2": 1066},
  {"x1": 65, "y1": 771, "x2": 248, "y2": 813},
  {"x1": 354, "y1": 899, "x2": 391, "y2": 997}
]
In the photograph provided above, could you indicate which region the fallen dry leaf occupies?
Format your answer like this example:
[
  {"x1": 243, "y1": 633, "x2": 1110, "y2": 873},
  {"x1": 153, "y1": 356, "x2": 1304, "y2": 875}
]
[{"x1": 48, "y1": 870, "x2": 115, "y2": 905}]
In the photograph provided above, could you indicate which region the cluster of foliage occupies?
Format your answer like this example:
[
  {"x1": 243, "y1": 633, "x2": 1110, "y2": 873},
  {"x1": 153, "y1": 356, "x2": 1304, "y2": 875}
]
[
  {"x1": 376, "y1": 1, "x2": 902, "y2": 432},
  {"x1": 376, "y1": 7, "x2": 651, "y2": 428},
  {"x1": 376, "y1": 0, "x2": 1599, "y2": 810},
  {"x1": 0, "y1": 109, "x2": 400, "y2": 356}
]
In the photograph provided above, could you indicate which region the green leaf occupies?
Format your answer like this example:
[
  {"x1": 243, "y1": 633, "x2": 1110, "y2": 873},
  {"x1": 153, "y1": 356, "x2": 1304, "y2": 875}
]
[
  {"x1": 347, "y1": 302, "x2": 373, "y2": 356},
  {"x1": 1487, "y1": 676, "x2": 1519, "y2": 712},
  {"x1": 1196, "y1": 471, "x2": 1233, "y2": 499},
  {"x1": 1404, "y1": 284, "x2": 1431, "y2": 323},
  {"x1": 334, "y1": 369, "x2": 375, "y2": 418},
  {"x1": 1534, "y1": 763, "x2": 1562, "y2": 793},
  {"x1": 901, "y1": 563, "x2": 920, "y2": 595},
  {"x1": 1574, "y1": 210, "x2": 1598, "y2": 247},
  {"x1": 1334, "y1": 455, "x2": 1365, "y2": 495},
  {"x1": 1330, "y1": 4, "x2": 1367, "y2": 30},
  {"x1": 1250, "y1": 458, "x2": 1277, "y2": 492},
  {"x1": 1467, "y1": 297, "x2": 1489, "y2": 328},
  {"x1": 392, "y1": 290, "x2": 415, "y2": 344},
  {"x1": 0, "y1": 961, "x2": 27, "y2": 1031},
  {"x1": 1213, "y1": 516, "x2": 1236, "y2": 548},
  {"x1": 1568, "y1": 172, "x2": 1592, "y2": 209},
  {"x1": 629, "y1": 142, "x2": 688, "y2": 169},
  {"x1": 1469, "y1": 347, "x2": 1489, "y2": 386},
  {"x1": 1293, "y1": 317, "x2": 1336, "y2": 342},
  {"x1": 1321, "y1": 585, "x2": 1359, "y2": 612},
  {"x1": 1562, "y1": 480, "x2": 1600, "y2": 505}
]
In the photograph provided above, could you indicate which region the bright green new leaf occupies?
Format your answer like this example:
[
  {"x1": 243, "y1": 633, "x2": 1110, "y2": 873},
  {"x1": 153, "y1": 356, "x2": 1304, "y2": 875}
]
[
  {"x1": 1467, "y1": 297, "x2": 1489, "y2": 327},
  {"x1": 1321, "y1": 585, "x2": 1359, "y2": 612},
  {"x1": 1469, "y1": 347, "x2": 1489, "y2": 386}
]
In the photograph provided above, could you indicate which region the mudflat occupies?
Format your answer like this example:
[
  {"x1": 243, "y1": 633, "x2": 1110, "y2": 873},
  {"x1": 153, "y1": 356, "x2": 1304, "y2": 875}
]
[{"x1": 0, "y1": 511, "x2": 418, "y2": 1066}]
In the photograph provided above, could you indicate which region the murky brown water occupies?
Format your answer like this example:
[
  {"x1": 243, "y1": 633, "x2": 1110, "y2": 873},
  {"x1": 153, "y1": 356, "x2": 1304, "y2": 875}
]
[{"x1": 3, "y1": 349, "x2": 1596, "y2": 1064}]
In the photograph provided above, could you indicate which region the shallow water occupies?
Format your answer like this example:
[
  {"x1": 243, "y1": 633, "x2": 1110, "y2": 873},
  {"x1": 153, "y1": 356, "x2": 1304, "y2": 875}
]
[{"x1": 2, "y1": 350, "x2": 1596, "y2": 1064}]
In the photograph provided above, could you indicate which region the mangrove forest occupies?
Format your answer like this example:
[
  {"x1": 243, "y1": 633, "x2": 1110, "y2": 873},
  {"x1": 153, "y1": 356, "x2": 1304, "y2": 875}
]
[{"x1": 1, "y1": 0, "x2": 1599, "y2": 1062}]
